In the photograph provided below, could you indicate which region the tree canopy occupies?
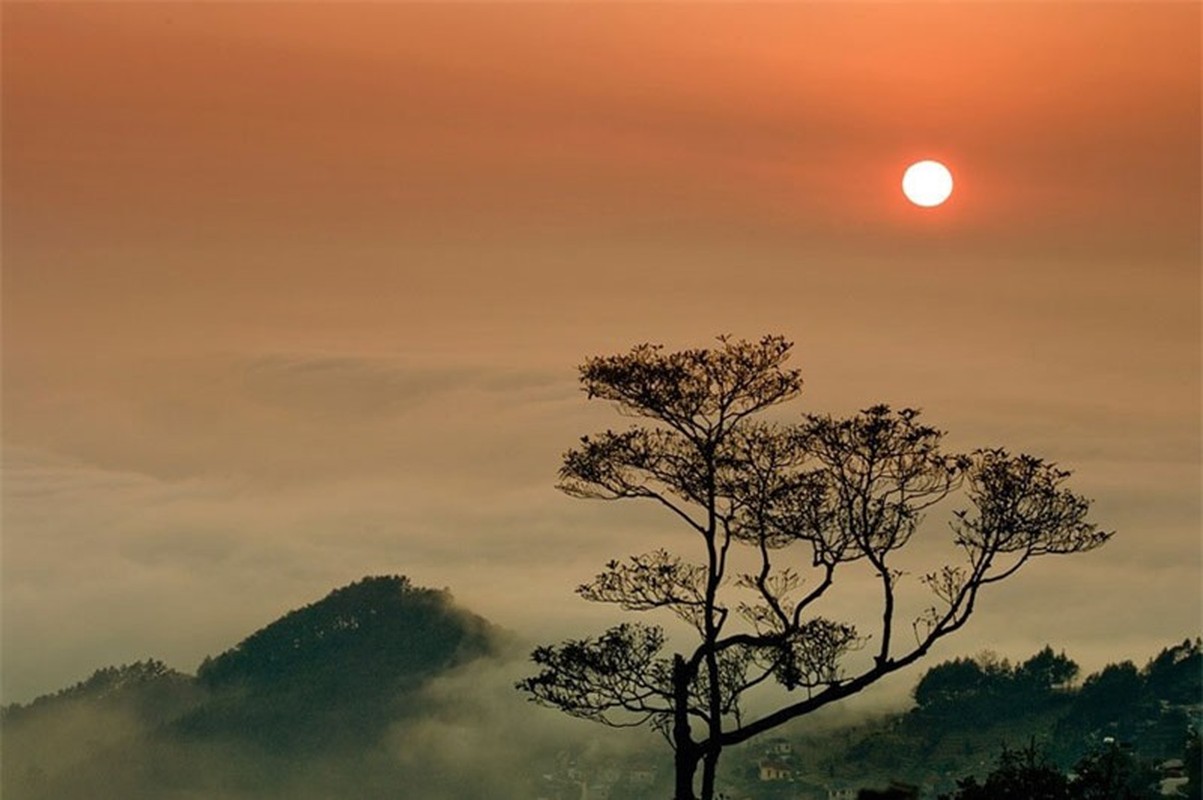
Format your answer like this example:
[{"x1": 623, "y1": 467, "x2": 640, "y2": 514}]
[
  {"x1": 912, "y1": 646, "x2": 1081, "y2": 724},
  {"x1": 940, "y1": 741, "x2": 1164, "y2": 800},
  {"x1": 519, "y1": 336, "x2": 1112, "y2": 800}
]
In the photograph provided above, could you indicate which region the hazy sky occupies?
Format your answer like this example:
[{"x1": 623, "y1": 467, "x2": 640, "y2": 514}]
[{"x1": 3, "y1": 2, "x2": 1199, "y2": 704}]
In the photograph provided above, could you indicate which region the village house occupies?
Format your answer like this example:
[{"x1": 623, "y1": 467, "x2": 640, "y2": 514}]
[{"x1": 759, "y1": 757, "x2": 793, "y2": 782}]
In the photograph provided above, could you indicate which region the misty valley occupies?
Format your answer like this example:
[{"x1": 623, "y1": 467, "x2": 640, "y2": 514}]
[{"x1": 2, "y1": 575, "x2": 1199, "y2": 800}]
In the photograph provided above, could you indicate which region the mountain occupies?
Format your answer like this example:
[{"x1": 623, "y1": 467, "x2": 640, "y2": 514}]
[
  {"x1": 198, "y1": 575, "x2": 496, "y2": 691},
  {"x1": 178, "y1": 575, "x2": 501, "y2": 750},
  {"x1": 1, "y1": 575, "x2": 507, "y2": 800}
]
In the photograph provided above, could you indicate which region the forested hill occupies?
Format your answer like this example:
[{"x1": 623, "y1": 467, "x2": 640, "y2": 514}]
[
  {"x1": 905, "y1": 640, "x2": 1201, "y2": 761},
  {"x1": 4, "y1": 576, "x2": 501, "y2": 735},
  {"x1": 1, "y1": 576, "x2": 508, "y2": 799},
  {"x1": 196, "y1": 575, "x2": 496, "y2": 691},
  {"x1": 3, "y1": 579, "x2": 1198, "y2": 800},
  {"x1": 177, "y1": 575, "x2": 502, "y2": 749},
  {"x1": 769, "y1": 639, "x2": 1203, "y2": 797}
]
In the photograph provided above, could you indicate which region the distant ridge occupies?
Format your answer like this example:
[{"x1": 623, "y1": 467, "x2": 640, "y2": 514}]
[
  {"x1": 198, "y1": 575, "x2": 497, "y2": 691},
  {"x1": 2, "y1": 575, "x2": 509, "y2": 799},
  {"x1": 179, "y1": 575, "x2": 501, "y2": 749},
  {"x1": 4, "y1": 579, "x2": 1196, "y2": 800},
  {"x1": 4, "y1": 576, "x2": 502, "y2": 751}
]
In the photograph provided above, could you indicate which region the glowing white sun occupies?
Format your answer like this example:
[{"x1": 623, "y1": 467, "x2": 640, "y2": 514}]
[{"x1": 902, "y1": 160, "x2": 953, "y2": 207}]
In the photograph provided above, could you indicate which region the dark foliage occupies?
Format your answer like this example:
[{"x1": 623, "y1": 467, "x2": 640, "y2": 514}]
[
  {"x1": 940, "y1": 742, "x2": 1069, "y2": 800},
  {"x1": 1053, "y1": 645, "x2": 1197, "y2": 754},
  {"x1": 1072, "y1": 744, "x2": 1159, "y2": 800},
  {"x1": 2, "y1": 576, "x2": 506, "y2": 800},
  {"x1": 907, "y1": 642, "x2": 1200, "y2": 766},
  {"x1": 181, "y1": 575, "x2": 498, "y2": 750},
  {"x1": 1142, "y1": 639, "x2": 1202, "y2": 706},
  {"x1": 912, "y1": 647, "x2": 1079, "y2": 726},
  {"x1": 940, "y1": 741, "x2": 1162, "y2": 800},
  {"x1": 1019, "y1": 647, "x2": 1081, "y2": 693},
  {"x1": 521, "y1": 336, "x2": 1112, "y2": 800},
  {"x1": 1185, "y1": 729, "x2": 1202, "y2": 800},
  {"x1": 4, "y1": 660, "x2": 182, "y2": 715},
  {"x1": 197, "y1": 575, "x2": 492, "y2": 689},
  {"x1": 1, "y1": 660, "x2": 202, "y2": 728}
]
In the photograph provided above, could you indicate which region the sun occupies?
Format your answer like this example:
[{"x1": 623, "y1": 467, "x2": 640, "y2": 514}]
[{"x1": 902, "y1": 160, "x2": 953, "y2": 207}]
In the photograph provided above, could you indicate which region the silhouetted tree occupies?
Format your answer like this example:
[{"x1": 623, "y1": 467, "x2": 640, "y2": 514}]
[
  {"x1": 1065, "y1": 661, "x2": 1145, "y2": 731},
  {"x1": 517, "y1": 336, "x2": 1112, "y2": 800},
  {"x1": 913, "y1": 656, "x2": 999, "y2": 724},
  {"x1": 1071, "y1": 742, "x2": 1158, "y2": 800},
  {"x1": 940, "y1": 741, "x2": 1069, "y2": 800},
  {"x1": 1142, "y1": 638, "x2": 1202, "y2": 705},
  {"x1": 914, "y1": 657, "x2": 988, "y2": 711},
  {"x1": 1018, "y1": 646, "x2": 1079, "y2": 694},
  {"x1": 941, "y1": 741, "x2": 1159, "y2": 800}
]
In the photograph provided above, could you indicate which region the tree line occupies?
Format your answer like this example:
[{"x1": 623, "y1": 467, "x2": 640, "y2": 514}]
[{"x1": 911, "y1": 639, "x2": 1201, "y2": 753}]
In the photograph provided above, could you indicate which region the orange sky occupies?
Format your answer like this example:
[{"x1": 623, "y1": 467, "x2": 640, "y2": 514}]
[
  {"x1": 2, "y1": 2, "x2": 1199, "y2": 702},
  {"x1": 5, "y1": 3, "x2": 1198, "y2": 359}
]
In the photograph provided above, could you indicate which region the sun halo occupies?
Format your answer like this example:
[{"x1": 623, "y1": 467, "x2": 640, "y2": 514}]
[{"x1": 902, "y1": 160, "x2": 954, "y2": 208}]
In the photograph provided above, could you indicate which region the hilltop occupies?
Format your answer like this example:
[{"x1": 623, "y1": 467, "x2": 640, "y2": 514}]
[{"x1": 1, "y1": 576, "x2": 508, "y2": 799}]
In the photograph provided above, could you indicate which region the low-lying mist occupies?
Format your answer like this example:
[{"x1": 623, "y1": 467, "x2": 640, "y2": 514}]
[{"x1": 1, "y1": 654, "x2": 659, "y2": 800}]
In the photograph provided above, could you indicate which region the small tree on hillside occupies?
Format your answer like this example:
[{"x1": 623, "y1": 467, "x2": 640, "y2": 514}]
[
  {"x1": 940, "y1": 741, "x2": 1069, "y2": 800},
  {"x1": 913, "y1": 656, "x2": 990, "y2": 712},
  {"x1": 1018, "y1": 646, "x2": 1080, "y2": 694},
  {"x1": 517, "y1": 336, "x2": 1112, "y2": 800}
]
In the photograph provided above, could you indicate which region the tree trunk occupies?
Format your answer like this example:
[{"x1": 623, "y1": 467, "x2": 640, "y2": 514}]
[
  {"x1": 674, "y1": 751, "x2": 699, "y2": 800},
  {"x1": 672, "y1": 654, "x2": 698, "y2": 800},
  {"x1": 700, "y1": 747, "x2": 720, "y2": 800}
]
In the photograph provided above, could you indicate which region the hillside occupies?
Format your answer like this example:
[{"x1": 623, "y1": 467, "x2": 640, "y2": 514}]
[
  {"x1": 178, "y1": 575, "x2": 501, "y2": 750},
  {"x1": 719, "y1": 640, "x2": 1203, "y2": 799},
  {"x1": 3, "y1": 583, "x2": 1198, "y2": 800},
  {"x1": 1, "y1": 575, "x2": 507, "y2": 800}
]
